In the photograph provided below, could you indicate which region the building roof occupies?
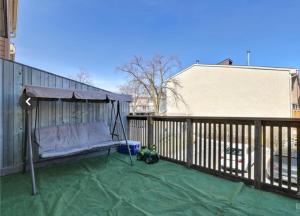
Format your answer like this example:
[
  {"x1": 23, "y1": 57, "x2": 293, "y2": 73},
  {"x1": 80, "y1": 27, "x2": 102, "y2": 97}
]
[
  {"x1": 170, "y1": 63, "x2": 299, "y2": 80},
  {"x1": 217, "y1": 58, "x2": 233, "y2": 65}
]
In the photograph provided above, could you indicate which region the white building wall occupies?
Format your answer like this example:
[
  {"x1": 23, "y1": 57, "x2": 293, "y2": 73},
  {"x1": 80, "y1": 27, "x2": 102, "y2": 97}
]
[{"x1": 166, "y1": 65, "x2": 296, "y2": 118}]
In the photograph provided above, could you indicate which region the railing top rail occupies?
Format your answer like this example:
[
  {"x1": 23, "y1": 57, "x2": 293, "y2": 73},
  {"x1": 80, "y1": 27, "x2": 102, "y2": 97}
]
[
  {"x1": 127, "y1": 115, "x2": 148, "y2": 120},
  {"x1": 127, "y1": 115, "x2": 300, "y2": 123}
]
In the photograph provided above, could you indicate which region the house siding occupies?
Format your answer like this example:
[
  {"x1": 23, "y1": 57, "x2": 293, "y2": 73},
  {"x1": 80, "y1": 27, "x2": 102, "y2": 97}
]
[{"x1": 166, "y1": 65, "x2": 295, "y2": 118}]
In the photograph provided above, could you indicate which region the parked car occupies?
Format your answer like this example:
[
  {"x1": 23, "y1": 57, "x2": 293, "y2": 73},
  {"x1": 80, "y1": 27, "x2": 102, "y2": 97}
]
[
  {"x1": 266, "y1": 151, "x2": 298, "y2": 184},
  {"x1": 220, "y1": 144, "x2": 255, "y2": 172}
]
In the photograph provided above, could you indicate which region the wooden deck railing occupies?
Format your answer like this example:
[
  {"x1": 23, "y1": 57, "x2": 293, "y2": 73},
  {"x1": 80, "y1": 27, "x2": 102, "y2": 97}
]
[{"x1": 127, "y1": 115, "x2": 300, "y2": 199}]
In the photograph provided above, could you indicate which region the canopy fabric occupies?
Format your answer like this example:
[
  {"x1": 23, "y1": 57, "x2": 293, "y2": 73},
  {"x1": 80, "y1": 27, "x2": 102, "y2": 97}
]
[
  {"x1": 107, "y1": 92, "x2": 133, "y2": 102},
  {"x1": 23, "y1": 85, "x2": 74, "y2": 99},
  {"x1": 23, "y1": 85, "x2": 132, "y2": 102},
  {"x1": 73, "y1": 89, "x2": 107, "y2": 101}
]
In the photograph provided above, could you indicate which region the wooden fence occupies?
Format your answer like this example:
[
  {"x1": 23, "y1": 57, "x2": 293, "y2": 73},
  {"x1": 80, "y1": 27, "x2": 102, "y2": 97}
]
[
  {"x1": 0, "y1": 58, "x2": 130, "y2": 175},
  {"x1": 128, "y1": 115, "x2": 300, "y2": 199}
]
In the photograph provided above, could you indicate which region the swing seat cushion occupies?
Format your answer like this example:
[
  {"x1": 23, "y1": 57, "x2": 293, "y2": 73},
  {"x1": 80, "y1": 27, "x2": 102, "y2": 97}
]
[{"x1": 35, "y1": 121, "x2": 120, "y2": 158}]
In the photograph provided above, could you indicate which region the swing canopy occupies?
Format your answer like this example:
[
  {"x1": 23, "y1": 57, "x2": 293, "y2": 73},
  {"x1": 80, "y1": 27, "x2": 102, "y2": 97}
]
[
  {"x1": 23, "y1": 85, "x2": 133, "y2": 159},
  {"x1": 22, "y1": 84, "x2": 134, "y2": 196},
  {"x1": 23, "y1": 85, "x2": 133, "y2": 102}
]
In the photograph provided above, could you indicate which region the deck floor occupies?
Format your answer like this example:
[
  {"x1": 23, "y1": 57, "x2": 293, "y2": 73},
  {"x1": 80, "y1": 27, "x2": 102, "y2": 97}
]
[{"x1": 0, "y1": 153, "x2": 299, "y2": 216}]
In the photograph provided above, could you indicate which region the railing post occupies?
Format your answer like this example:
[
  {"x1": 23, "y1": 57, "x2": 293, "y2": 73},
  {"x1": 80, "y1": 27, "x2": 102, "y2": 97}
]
[
  {"x1": 254, "y1": 120, "x2": 262, "y2": 189},
  {"x1": 186, "y1": 118, "x2": 193, "y2": 168},
  {"x1": 147, "y1": 116, "x2": 153, "y2": 148}
]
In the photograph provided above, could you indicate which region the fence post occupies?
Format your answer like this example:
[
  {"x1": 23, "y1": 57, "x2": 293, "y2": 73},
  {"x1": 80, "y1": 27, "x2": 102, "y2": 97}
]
[
  {"x1": 186, "y1": 118, "x2": 193, "y2": 168},
  {"x1": 147, "y1": 116, "x2": 153, "y2": 148},
  {"x1": 254, "y1": 120, "x2": 262, "y2": 189}
]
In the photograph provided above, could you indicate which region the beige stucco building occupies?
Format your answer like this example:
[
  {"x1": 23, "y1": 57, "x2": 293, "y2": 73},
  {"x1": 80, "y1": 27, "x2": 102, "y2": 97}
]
[{"x1": 166, "y1": 63, "x2": 299, "y2": 118}]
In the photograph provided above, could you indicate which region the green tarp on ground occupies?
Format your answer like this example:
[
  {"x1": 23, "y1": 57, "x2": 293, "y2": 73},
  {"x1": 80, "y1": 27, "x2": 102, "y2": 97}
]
[{"x1": 0, "y1": 153, "x2": 299, "y2": 216}]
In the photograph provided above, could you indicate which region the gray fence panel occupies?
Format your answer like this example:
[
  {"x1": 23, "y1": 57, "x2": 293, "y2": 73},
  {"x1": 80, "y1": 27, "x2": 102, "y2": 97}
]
[
  {"x1": 0, "y1": 59, "x2": 130, "y2": 175},
  {"x1": 13, "y1": 63, "x2": 23, "y2": 166},
  {"x1": 2, "y1": 60, "x2": 14, "y2": 168}
]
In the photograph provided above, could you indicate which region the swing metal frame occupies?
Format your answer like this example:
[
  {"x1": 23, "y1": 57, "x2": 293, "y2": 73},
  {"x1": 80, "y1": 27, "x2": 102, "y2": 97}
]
[{"x1": 23, "y1": 92, "x2": 133, "y2": 196}]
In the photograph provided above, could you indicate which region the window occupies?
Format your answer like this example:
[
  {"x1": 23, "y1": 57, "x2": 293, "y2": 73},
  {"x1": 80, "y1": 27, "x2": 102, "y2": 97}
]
[{"x1": 292, "y1": 104, "x2": 298, "y2": 110}]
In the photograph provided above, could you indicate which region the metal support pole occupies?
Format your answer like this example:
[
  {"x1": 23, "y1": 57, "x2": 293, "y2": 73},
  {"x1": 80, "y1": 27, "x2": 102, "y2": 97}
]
[
  {"x1": 186, "y1": 118, "x2": 193, "y2": 168},
  {"x1": 110, "y1": 101, "x2": 115, "y2": 135},
  {"x1": 26, "y1": 110, "x2": 37, "y2": 195},
  {"x1": 22, "y1": 110, "x2": 28, "y2": 173},
  {"x1": 254, "y1": 120, "x2": 262, "y2": 189},
  {"x1": 116, "y1": 101, "x2": 133, "y2": 166},
  {"x1": 106, "y1": 147, "x2": 111, "y2": 162},
  {"x1": 111, "y1": 101, "x2": 120, "y2": 141},
  {"x1": 147, "y1": 116, "x2": 153, "y2": 148},
  {"x1": 127, "y1": 117, "x2": 131, "y2": 140}
]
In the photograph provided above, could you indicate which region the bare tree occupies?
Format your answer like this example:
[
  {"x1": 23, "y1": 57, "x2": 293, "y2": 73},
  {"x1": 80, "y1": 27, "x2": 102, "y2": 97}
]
[
  {"x1": 117, "y1": 55, "x2": 183, "y2": 114},
  {"x1": 70, "y1": 68, "x2": 92, "y2": 84},
  {"x1": 118, "y1": 80, "x2": 145, "y2": 114}
]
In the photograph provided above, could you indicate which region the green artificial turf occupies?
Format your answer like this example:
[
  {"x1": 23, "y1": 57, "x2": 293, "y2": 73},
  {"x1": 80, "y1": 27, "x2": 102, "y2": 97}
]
[{"x1": 0, "y1": 153, "x2": 299, "y2": 216}]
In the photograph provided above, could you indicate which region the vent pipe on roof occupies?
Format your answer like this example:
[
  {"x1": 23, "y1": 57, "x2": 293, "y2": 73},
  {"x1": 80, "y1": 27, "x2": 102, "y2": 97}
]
[
  {"x1": 247, "y1": 50, "x2": 251, "y2": 66},
  {"x1": 196, "y1": 59, "x2": 200, "y2": 64}
]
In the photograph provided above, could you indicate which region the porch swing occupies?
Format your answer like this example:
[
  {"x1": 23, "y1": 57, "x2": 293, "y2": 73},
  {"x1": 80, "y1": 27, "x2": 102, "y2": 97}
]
[{"x1": 22, "y1": 85, "x2": 133, "y2": 195}]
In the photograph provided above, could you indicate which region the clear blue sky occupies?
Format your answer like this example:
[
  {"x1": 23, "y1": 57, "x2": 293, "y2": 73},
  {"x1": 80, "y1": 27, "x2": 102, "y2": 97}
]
[{"x1": 15, "y1": 0, "x2": 300, "y2": 91}]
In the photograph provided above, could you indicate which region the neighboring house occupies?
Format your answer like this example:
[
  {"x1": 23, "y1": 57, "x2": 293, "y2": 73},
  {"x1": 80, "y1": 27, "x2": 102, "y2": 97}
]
[
  {"x1": 130, "y1": 96, "x2": 155, "y2": 115},
  {"x1": 291, "y1": 75, "x2": 300, "y2": 117},
  {"x1": 0, "y1": 0, "x2": 18, "y2": 60},
  {"x1": 130, "y1": 95, "x2": 167, "y2": 115},
  {"x1": 166, "y1": 60, "x2": 299, "y2": 118}
]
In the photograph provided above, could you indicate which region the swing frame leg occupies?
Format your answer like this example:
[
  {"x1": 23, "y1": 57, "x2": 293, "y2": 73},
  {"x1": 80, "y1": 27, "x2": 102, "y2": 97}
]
[
  {"x1": 26, "y1": 110, "x2": 37, "y2": 195},
  {"x1": 111, "y1": 101, "x2": 133, "y2": 166},
  {"x1": 106, "y1": 147, "x2": 111, "y2": 162},
  {"x1": 23, "y1": 111, "x2": 28, "y2": 173},
  {"x1": 119, "y1": 113, "x2": 133, "y2": 166}
]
